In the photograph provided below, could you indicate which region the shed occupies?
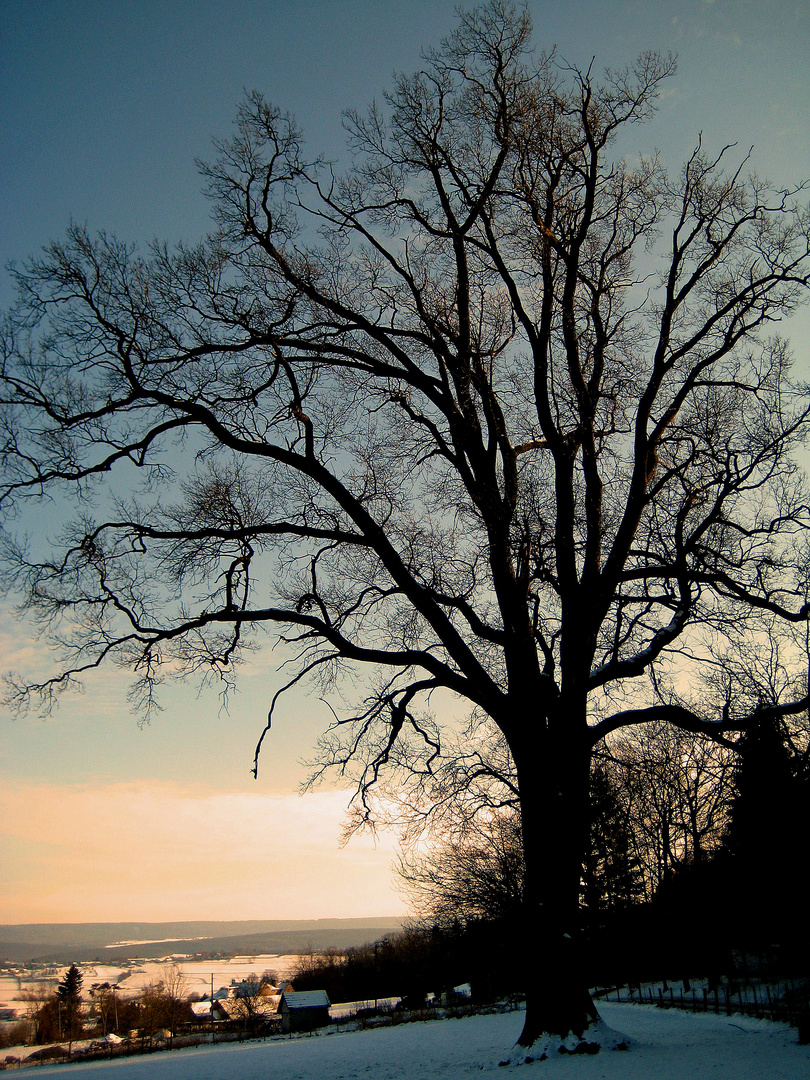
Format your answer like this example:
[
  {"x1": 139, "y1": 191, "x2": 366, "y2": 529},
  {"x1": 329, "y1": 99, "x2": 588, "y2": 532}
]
[{"x1": 279, "y1": 990, "x2": 331, "y2": 1033}]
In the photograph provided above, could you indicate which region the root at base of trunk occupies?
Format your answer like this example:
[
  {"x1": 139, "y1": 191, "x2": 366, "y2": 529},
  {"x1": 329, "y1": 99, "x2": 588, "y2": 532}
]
[{"x1": 499, "y1": 1019, "x2": 631, "y2": 1066}]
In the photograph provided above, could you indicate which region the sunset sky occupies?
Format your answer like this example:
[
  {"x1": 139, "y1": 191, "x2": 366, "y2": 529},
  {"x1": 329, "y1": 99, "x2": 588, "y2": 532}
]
[{"x1": 1, "y1": 0, "x2": 809, "y2": 925}]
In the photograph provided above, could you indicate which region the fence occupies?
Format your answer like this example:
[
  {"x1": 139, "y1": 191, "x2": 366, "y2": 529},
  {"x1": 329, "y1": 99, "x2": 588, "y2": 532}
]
[
  {"x1": 2, "y1": 1029, "x2": 262, "y2": 1070},
  {"x1": 593, "y1": 979, "x2": 808, "y2": 1035}
]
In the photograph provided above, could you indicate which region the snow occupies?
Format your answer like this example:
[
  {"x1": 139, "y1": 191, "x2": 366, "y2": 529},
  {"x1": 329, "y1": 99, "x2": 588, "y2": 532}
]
[
  {"x1": 283, "y1": 990, "x2": 331, "y2": 1008},
  {"x1": 23, "y1": 1003, "x2": 809, "y2": 1079}
]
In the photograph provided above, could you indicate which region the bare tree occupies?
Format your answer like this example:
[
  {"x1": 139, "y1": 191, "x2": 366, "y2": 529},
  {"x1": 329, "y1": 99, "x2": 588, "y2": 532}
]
[
  {"x1": 398, "y1": 805, "x2": 525, "y2": 926},
  {"x1": 158, "y1": 965, "x2": 190, "y2": 1038},
  {"x1": 19, "y1": 985, "x2": 57, "y2": 1045},
  {"x1": 136, "y1": 965, "x2": 189, "y2": 1040},
  {"x1": 89, "y1": 982, "x2": 120, "y2": 1037},
  {"x1": 229, "y1": 974, "x2": 277, "y2": 1033},
  {"x1": 392, "y1": 728, "x2": 640, "y2": 925},
  {"x1": 606, "y1": 724, "x2": 735, "y2": 896},
  {"x1": 2, "y1": 1, "x2": 810, "y2": 1054}
]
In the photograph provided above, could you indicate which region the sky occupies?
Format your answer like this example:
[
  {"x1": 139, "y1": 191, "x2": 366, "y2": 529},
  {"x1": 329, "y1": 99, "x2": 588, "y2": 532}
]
[{"x1": 1, "y1": 0, "x2": 809, "y2": 925}]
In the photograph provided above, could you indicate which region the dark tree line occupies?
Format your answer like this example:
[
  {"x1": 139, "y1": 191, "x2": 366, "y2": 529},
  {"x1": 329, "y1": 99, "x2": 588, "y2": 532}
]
[
  {"x1": 292, "y1": 927, "x2": 514, "y2": 1008},
  {"x1": 293, "y1": 707, "x2": 810, "y2": 1007}
]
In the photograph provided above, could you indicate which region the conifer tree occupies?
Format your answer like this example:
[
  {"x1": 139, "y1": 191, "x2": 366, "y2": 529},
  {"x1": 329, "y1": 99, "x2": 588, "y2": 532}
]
[
  {"x1": 56, "y1": 965, "x2": 83, "y2": 1042},
  {"x1": 722, "y1": 717, "x2": 808, "y2": 949},
  {"x1": 582, "y1": 764, "x2": 642, "y2": 915}
]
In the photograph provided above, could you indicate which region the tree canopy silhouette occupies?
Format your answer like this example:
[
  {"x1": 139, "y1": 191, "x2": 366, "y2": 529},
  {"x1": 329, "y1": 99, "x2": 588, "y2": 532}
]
[{"x1": 2, "y1": 0, "x2": 810, "y2": 1054}]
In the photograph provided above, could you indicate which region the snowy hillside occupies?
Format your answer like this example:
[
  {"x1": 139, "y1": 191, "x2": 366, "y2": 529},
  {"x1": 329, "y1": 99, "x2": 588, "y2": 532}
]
[{"x1": 25, "y1": 1003, "x2": 809, "y2": 1079}]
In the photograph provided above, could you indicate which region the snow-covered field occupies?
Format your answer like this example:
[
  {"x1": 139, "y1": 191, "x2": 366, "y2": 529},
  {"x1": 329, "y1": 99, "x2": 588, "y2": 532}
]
[
  {"x1": 23, "y1": 1003, "x2": 809, "y2": 1079},
  {"x1": 0, "y1": 955, "x2": 302, "y2": 1005}
]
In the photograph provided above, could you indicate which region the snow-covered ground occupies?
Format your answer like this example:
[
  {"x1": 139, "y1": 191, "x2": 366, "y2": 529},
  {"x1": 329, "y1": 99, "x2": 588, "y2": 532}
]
[{"x1": 20, "y1": 1003, "x2": 809, "y2": 1079}]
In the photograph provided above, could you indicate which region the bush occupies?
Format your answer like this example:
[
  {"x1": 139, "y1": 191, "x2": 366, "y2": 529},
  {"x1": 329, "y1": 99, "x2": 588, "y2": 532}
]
[{"x1": 0, "y1": 1023, "x2": 27, "y2": 1050}]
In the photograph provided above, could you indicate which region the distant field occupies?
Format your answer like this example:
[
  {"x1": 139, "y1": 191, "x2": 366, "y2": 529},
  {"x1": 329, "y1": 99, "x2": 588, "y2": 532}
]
[{"x1": 0, "y1": 918, "x2": 404, "y2": 964}]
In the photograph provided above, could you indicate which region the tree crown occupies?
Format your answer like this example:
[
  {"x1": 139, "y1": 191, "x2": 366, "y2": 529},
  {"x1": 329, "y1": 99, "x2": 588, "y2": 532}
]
[{"x1": 2, "y1": 1, "x2": 809, "y2": 798}]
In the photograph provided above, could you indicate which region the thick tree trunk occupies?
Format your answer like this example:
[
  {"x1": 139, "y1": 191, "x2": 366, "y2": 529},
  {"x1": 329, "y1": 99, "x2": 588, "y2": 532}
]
[{"x1": 511, "y1": 721, "x2": 601, "y2": 1053}]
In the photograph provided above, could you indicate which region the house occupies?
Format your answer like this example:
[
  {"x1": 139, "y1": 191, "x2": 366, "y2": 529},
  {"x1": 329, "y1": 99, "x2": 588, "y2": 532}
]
[
  {"x1": 227, "y1": 977, "x2": 278, "y2": 1000},
  {"x1": 217, "y1": 993, "x2": 281, "y2": 1024},
  {"x1": 190, "y1": 999, "x2": 230, "y2": 1022},
  {"x1": 279, "y1": 990, "x2": 330, "y2": 1033}
]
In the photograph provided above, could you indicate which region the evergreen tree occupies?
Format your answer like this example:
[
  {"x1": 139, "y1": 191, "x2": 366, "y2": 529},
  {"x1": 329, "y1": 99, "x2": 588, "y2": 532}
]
[
  {"x1": 582, "y1": 764, "x2": 643, "y2": 915},
  {"x1": 56, "y1": 965, "x2": 83, "y2": 1041},
  {"x1": 722, "y1": 716, "x2": 808, "y2": 950}
]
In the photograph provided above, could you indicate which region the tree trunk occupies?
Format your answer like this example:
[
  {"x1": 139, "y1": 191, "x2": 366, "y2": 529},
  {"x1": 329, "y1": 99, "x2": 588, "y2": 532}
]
[{"x1": 511, "y1": 722, "x2": 600, "y2": 1052}]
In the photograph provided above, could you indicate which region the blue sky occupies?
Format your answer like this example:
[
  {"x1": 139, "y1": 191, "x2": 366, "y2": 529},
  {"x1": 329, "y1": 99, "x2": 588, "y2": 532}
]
[{"x1": 1, "y1": 0, "x2": 809, "y2": 923}]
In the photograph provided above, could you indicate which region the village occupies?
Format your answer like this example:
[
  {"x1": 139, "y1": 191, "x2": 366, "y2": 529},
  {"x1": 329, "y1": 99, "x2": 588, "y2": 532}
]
[
  {"x1": 0, "y1": 961, "x2": 325, "y2": 1050},
  {"x1": 0, "y1": 953, "x2": 476, "y2": 1066}
]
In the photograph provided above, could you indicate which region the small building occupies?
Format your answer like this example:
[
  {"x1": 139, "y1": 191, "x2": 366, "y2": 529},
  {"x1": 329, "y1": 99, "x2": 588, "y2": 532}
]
[
  {"x1": 217, "y1": 993, "x2": 281, "y2": 1025},
  {"x1": 227, "y1": 977, "x2": 278, "y2": 999},
  {"x1": 190, "y1": 999, "x2": 230, "y2": 1022},
  {"x1": 279, "y1": 990, "x2": 330, "y2": 1033}
]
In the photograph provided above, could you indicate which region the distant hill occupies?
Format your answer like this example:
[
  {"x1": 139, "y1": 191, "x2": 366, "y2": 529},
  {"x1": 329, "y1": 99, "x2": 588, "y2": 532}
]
[{"x1": 0, "y1": 918, "x2": 405, "y2": 964}]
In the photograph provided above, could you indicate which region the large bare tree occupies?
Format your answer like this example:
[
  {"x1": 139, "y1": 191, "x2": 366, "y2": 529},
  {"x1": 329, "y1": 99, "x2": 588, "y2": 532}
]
[{"x1": 2, "y1": 1, "x2": 810, "y2": 1054}]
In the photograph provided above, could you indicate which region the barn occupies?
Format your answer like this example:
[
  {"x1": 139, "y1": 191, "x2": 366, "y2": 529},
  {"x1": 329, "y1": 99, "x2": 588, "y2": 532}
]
[{"x1": 279, "y1": 990, "x2": 331, "y2": 1033}]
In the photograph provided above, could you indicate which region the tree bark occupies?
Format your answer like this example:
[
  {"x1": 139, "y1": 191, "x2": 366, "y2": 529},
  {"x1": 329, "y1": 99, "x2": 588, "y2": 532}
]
[{"x1": 511, "y1": 711, "x2": 599, "y2": 1050}]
